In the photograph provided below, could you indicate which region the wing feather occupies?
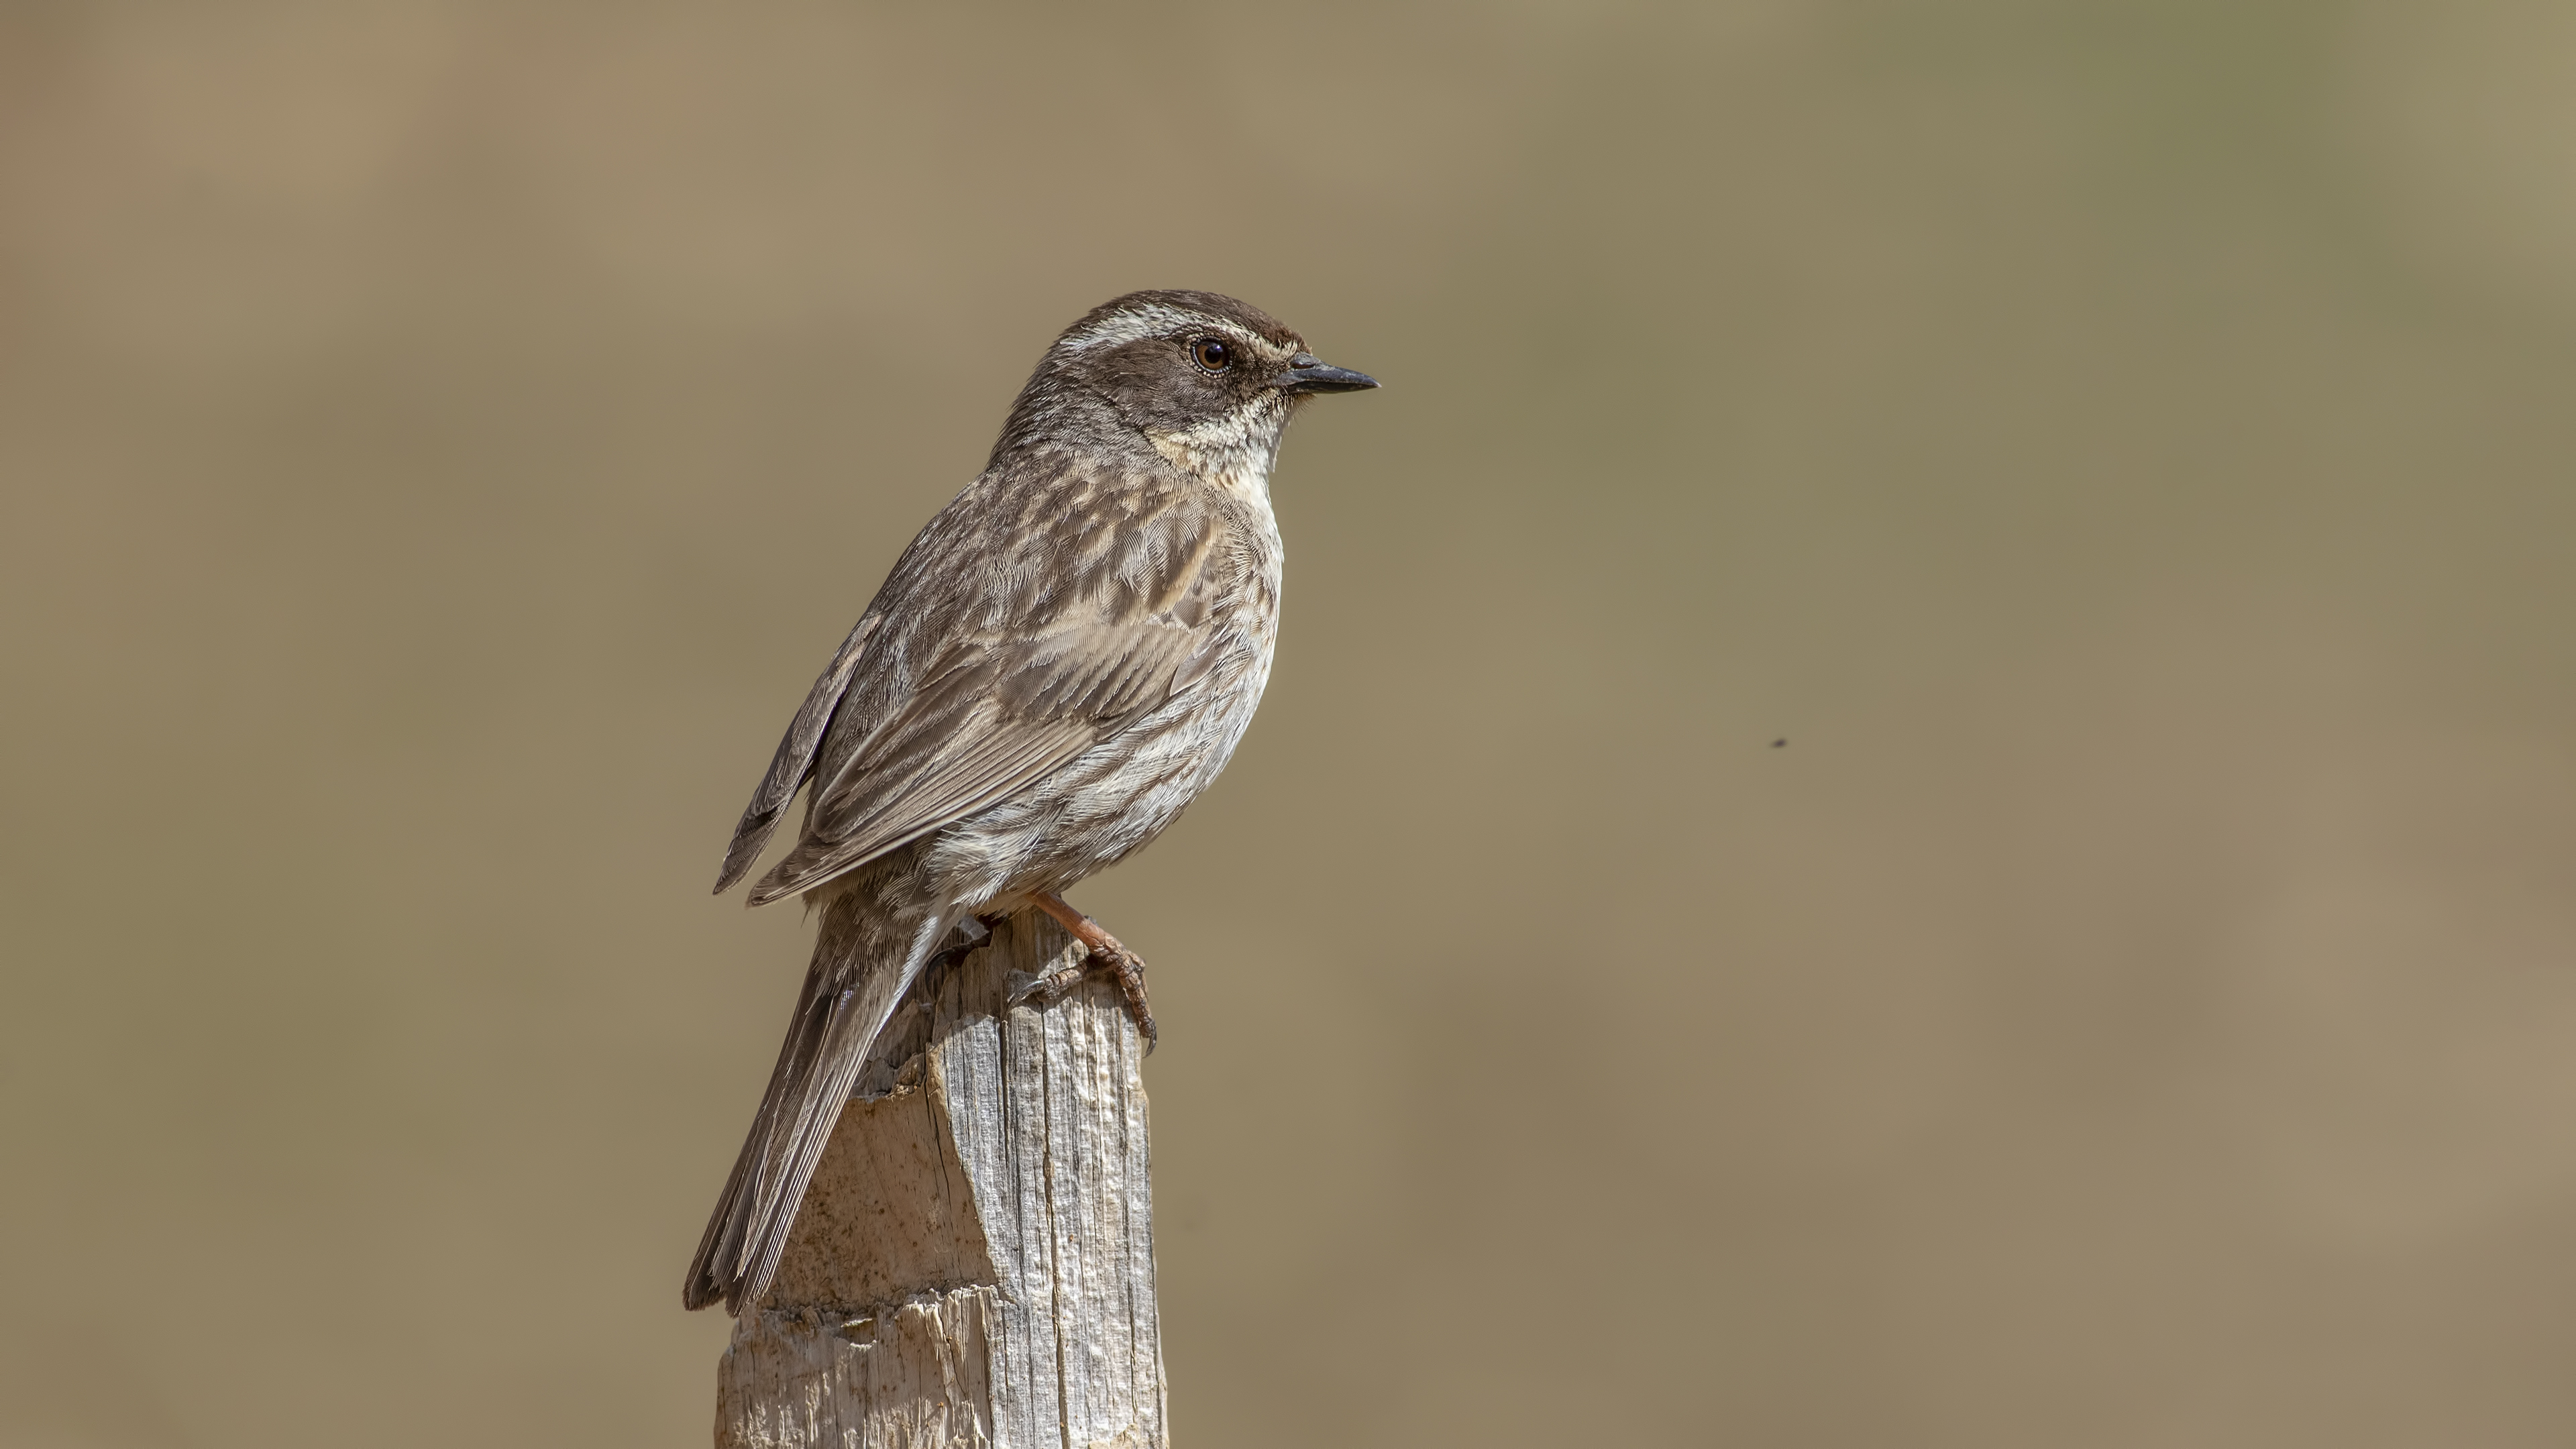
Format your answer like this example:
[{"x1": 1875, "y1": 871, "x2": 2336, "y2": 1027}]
[
  {"x1": 732, "y1": 470, "x2": 1230, "y2": 906},
  {"x1": 712, "y1": 612, "x2": 881, "y2": 894}
]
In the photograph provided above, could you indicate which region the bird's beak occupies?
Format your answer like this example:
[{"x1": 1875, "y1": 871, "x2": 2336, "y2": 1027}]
[{"x1": 1277, "y1": 352, "x2": 1380, "y2": 395}]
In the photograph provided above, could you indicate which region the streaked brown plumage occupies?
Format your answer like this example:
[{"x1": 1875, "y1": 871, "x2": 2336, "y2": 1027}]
[{"x1": 684, "y1": 290, "x2": 1376, "y2": 1315}]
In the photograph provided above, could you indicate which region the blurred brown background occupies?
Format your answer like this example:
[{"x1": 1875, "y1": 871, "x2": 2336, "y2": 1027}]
[{"x1": 5, "y1": 1, "x2": 2575, "y2": 1444}]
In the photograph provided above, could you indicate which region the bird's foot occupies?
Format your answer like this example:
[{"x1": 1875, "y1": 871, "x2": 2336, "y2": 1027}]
[
  {"x1": 1022, "y1": 892, "x2": 1158, "y2": 1053},
  {"x1": 1079, "y1": 934, "x2": 1158, "y2": 1055},
  {"x1": 926, "y1": 913, "x2": 1012, "y2": 976}
]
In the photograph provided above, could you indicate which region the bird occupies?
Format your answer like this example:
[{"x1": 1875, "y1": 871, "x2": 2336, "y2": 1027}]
[{"x1": 682, "y1": 290, "x2": 1377, "y2": 1315}]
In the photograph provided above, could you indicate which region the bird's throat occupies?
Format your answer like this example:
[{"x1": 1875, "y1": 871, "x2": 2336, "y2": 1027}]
[{"x1": 1145, "y1": 400, "x2": 1289, "y2": 505}]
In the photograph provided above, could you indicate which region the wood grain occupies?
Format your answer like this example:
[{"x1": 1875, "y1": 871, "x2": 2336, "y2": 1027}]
[{"x1": 716, "y1": 913, "x2": 1167, "y2": 1449}]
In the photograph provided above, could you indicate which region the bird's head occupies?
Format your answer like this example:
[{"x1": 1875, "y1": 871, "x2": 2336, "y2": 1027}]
[{"x1": 997, "y1": 289, "x2": 1378, "y2": 486}]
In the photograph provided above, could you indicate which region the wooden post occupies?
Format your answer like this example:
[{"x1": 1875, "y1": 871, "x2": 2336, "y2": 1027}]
[{"x1": 714, "y1": 912, "x2": 1169, "y2": 1449}]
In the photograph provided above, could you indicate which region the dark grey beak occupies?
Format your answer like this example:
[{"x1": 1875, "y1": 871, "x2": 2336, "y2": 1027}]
[{"x1": 1277, "y1": 352, "x2": 1380, "y2": 395}]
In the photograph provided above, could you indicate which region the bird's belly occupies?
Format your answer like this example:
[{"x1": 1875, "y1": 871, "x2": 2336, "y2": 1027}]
[{"x1": 928, "y1": 638, "x2": 1274, "y2": 902}]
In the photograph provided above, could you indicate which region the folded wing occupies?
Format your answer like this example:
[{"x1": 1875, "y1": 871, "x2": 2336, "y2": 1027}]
[
  {"x1": 711, "y1": 613, "x2": 882, "y2": 894},
  {"x1": 737, "y1": 475, "x2": 1228, "y2": 906}
]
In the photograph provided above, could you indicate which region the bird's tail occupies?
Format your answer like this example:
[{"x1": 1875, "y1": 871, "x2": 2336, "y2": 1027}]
[{"x1": 683, "y1": 859, "x2": 951, "y2": 1315}]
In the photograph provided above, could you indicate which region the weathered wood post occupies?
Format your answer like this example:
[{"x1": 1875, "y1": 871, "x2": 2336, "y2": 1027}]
[{"x1": 714, "y1": 911, "x2": 1168, "y2": 1449}]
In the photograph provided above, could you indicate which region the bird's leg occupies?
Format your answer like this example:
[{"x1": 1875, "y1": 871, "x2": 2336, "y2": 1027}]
[{"x1": 1020, "y1": 892, "x2": 1158, "y2": 1052}]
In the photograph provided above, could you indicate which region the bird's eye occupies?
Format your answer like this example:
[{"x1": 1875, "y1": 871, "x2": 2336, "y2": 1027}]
[{"x1": 1191, "y1": 338, "x2": 1232, "y2": 372}]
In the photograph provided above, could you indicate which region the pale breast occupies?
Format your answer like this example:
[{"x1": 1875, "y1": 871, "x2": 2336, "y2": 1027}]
[{"x1": 930, "y1": 490, "x2": 1282, "y2": 898}]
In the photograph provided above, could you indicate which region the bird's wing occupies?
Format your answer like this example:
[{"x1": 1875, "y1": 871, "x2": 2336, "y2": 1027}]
[
  {"x1": 712, "y1": 612, "x2": 883, "y2": 894},
  {"x1": 742, "y1": 475, "x2": 1229, "y2": 906}
]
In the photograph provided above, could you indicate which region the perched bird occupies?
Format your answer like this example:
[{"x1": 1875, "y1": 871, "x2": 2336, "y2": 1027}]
[{"x1": 684, "y1": 290, "x2": 1377, "y2": 1315}]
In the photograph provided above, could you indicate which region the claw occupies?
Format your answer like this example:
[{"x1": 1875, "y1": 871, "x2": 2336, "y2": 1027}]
[
  {"x1": 1025, "y1": 893, "x2": 1161, "y2": 1053},
  {"x1": 1088, "y1": 940, "x2": 1159, "y2": 1055},
  {"x1": 1011, "y1": 959, "x2": 1089, "y2": 1007}
]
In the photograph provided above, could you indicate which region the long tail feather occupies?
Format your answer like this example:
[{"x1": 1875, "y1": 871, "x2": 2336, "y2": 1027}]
[{"x1": 684, "y1": 859, "x2": 950, "y2": 1314}]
